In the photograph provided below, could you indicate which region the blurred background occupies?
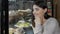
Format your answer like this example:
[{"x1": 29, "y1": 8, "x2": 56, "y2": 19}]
[
  {"x1": 0, "y1": 0, "x2": 60, "y2": 34},
  {"x1": 9, "y1": 0, "x2": 34, "y2": 34}
]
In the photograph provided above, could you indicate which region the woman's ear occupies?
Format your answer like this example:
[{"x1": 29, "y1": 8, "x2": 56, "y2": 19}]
[{"x1": 44, "y1": 8, "x2": 47, "y2": 13}]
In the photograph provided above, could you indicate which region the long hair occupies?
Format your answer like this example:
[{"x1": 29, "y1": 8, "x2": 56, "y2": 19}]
[{"x1": 32, "y1": 0, "x2": 51, "y2": 27}]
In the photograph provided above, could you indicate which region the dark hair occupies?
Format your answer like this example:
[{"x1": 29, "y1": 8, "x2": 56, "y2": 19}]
[{"x1": 32, "y1": 0, "x2": 52, "y2": 27}]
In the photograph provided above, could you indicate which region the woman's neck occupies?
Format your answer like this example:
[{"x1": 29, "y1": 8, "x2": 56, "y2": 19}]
[{"x1": 41, "y1": 16, "x2": 46, "y2": 25}]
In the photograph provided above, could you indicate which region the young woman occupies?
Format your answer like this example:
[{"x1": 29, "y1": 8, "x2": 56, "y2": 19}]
[{"x1": 32, "y1": 0, "x2": 60, "y2": 34}]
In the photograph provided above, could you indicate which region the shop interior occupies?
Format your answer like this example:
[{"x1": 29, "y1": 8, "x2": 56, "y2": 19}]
[{"x1": 0, "y1": 0, "x2": 60, "y2": 34}]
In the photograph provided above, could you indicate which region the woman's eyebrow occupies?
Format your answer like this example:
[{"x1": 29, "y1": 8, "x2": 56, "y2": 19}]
[{"x1": 35, "y1": 8, "x2": 39, "y2": 10}]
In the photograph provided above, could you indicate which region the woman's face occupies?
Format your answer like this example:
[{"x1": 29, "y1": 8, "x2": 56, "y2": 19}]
[{"x1": 33, "y1": 5, "x2": 47, "y2": 18}]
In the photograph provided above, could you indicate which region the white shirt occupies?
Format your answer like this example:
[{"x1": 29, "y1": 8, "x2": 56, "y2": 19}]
[{"x1": 32, "y1": 18, "x2": 60, "y2": 34}]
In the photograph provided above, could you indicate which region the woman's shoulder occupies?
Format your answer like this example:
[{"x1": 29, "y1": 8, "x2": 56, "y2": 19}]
[
  {"x1": 46, "y1": 17, "x2": 59, "y2": 25},
  {"x1": 47, "y1": 17, "x2": 60, "y2": 28},
  {"x1": 48, "y1": 17, "x2": 58, "y2": 22}
]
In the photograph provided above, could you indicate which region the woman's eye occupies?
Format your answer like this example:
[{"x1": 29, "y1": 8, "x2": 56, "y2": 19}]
[
  {"x1": 33, "y1": 8, "x2": 39, "y2": 11},
  {"x1": 35, "y1": 8, "x2": 39, "y2": 11}
]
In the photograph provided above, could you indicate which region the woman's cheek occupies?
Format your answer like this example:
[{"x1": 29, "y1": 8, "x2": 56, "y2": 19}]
[{"x1": 37, "y1": 12, "x2": 43, "y2": 17}]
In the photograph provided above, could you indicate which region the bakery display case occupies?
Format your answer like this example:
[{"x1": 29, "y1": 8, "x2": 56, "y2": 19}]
[{"x1": 9, "y1": 0, "x2": 34, "y2": 34}]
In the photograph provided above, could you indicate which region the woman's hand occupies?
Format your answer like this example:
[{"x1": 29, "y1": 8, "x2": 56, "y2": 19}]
[{"x1": 34, "y1": 16, "x2": 43, "y2": 24}]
